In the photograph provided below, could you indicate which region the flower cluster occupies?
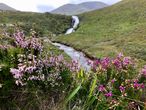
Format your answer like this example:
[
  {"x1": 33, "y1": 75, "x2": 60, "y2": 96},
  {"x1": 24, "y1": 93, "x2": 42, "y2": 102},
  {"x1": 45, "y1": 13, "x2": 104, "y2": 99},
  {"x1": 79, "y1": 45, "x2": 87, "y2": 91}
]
[
  {"x1": 132, "y1": 79, "x2": 145, "y2": 90},
  {"x1": 10, "y1": 53, "x2": 80, "y2": 86},
  {"x1": 98, "y1": 84, "x2": 113, "y2": 97},
  {"x1": 98, "y1": 85, "x2": 105, "y2": 92},
  {"x1": 13, "y1": 31, "x2": 43, "y2": 52},
  {"x1": 97, "y1": 77, "x2": 145, "y2": 99},
  {"x1": 10, "y1": 31, "x2": 80, "y2": 86},
  {"x1": 91, "y1": 53, "x2": 134, "y2": 72},
  {"x1": 113, "y1": 55, "x2": 133, "y2": 70},
  {"x1": 119, "y1": 85, "x2": 125, "y2": 92},
  {"x1": 141, "y1": 65, "x2": 146, "y2": 78},
  {"x1": 29, "y1": 37, "x2": 43, "y2": 52},
  {"x1": 10, "y1": 54, "x2": 42, "y2": 85},
  {"x1": 91, "y1": 57, "x2": 111, "y2": 72},
  {"x1": 105, "y1": 91, "x2": 112, "y2": 97},
  {"x1": 67, "y1": 60, "x2": 80, "y2": 72},
  {"x1": 13, "y1": 31, "x2": 27, "y2": 48}
]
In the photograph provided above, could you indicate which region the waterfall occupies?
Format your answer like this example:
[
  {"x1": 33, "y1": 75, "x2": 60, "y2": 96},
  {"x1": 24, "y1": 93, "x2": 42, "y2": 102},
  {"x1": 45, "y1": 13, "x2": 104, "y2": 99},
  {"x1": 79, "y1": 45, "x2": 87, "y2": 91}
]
[{"x1": 65, "y1": 16, "x2": 79, "y2": 35}]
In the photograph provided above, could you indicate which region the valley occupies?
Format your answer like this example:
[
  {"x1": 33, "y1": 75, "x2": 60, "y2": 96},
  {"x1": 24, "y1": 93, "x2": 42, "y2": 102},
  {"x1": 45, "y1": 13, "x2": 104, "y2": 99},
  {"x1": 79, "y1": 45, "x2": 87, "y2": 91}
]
[{"x1": 55, "y1": 0, "x2": 146, "y2": 64}]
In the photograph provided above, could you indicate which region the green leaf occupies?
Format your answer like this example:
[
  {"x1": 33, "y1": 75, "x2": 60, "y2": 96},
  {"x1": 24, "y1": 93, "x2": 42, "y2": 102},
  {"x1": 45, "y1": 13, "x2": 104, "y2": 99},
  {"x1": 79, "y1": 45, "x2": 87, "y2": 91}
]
[
  {"x1": 89, "y1": 76, "x2": 97, "y2": 99},
  {"x1": 84, "y1": 96, "x2": 96, "y2": 109},
  {"x1": 65, "y1": 84, "x2": 81, "y2": 103}
]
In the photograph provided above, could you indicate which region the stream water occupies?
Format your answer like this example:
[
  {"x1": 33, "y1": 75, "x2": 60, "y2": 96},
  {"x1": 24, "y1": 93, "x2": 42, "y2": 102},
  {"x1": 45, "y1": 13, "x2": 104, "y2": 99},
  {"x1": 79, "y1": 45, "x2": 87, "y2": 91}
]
[
  {"x1": 52, "y1": 42, "x2": 91, "y2": 71},
  {"x1": 65, "y1": 16, "x2": 80, "y2": 35},
  {"x1": 48, "y1": 16, "x2": 92, "y2": 71}
]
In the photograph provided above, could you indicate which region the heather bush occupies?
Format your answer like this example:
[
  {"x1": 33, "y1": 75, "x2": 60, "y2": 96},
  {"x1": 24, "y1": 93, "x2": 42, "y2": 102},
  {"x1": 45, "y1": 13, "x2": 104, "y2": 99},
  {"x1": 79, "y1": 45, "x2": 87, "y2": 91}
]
[{"x1": 0, "y1": 31, "x2": 78, "y2": 109}]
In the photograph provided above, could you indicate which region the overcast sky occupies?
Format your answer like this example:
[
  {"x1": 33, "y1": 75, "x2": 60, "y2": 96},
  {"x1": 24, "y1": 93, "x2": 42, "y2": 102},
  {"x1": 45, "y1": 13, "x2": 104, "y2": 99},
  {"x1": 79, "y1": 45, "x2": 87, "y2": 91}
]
[{"x1": 0, "y1": 0, "x2": 121, "y2": 12}]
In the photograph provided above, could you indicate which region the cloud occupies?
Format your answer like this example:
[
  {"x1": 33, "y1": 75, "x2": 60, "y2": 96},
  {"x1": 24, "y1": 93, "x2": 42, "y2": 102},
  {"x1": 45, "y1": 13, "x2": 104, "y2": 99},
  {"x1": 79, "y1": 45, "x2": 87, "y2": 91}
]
[
  {"x1": 0, "y1": 0, "x2": 121, "y2": 12},
  {"x1": 37, "y1": 5, "x2": 54, "y2": 12}
]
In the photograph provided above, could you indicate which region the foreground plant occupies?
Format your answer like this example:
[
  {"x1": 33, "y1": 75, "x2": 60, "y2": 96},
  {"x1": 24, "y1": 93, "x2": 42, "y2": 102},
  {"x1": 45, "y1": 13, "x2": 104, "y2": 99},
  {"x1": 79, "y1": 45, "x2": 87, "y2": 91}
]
[
  {"x1": 0, "y1": 30, "x2": 80, "y2": 109},
  {"x1": 65, "y1": 53, "x2": 146, "y2": 110}
]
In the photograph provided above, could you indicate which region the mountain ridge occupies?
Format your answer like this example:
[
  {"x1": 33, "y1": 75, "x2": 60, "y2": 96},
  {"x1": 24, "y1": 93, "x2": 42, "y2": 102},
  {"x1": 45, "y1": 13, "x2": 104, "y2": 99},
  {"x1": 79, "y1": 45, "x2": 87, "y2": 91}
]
[
  {"x1": 0, "y1": 3, "x2": 16, "y2": 11},
  {"x1": 51, "y1": 1, "x2": 108, "y2": 15}
]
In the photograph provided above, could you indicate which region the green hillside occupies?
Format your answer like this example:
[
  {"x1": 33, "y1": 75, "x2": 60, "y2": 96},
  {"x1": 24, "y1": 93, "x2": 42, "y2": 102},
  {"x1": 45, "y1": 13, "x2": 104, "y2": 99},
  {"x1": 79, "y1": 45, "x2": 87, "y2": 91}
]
[
  {"x1": 56, "y1": 0, "x2": 146, "y2": 62},
  {"x1": 0, "y1": 11, "x2": 71, "y2": 36}
]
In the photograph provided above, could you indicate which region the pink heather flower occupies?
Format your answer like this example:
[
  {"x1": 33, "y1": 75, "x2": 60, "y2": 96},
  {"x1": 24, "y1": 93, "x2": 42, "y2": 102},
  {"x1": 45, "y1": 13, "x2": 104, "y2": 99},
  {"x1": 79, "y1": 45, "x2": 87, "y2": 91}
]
[
  {"x1": 141, "y1": 65, "x2": 146, "y2": 77},
  {"x1": 30, "y1": 38, "x2": 43, "y2": 52},
  {"x1": 105, "y1": 91, "x2": 112, "y2": 97},
  {"x1": 68, "y1": 60, "x2": 80, "y2": 72},
  {"x1": 28, "y1": 76, "x2": 40, "y2": 80},
  {"x1": 18, "y1": 65, "x2": 26, "y2": 72},
  {"x1": 49, "y1": 57, "x2": 56, "y2": 63},
  {"x1": 95, "y1": 59, "x2": 101, "y2": 66},
  {"x1": 133, "y1": 82, "x2": 140, "y2": 89},
  {"x1": 98, "y1": 85, "x2": 105, "y2": 92},
  {"x1": 91, "y1": 64, "x2": 97, "y2": 72},
  {"x1": 140, "y1": 83, "x2": 145, "y2": 89},
  {"x1": 13, "y1": 31, "x2": 43, "y2": 52},
  {"x1": 101, "y1": 57, "x2": 111, "y2": 70},
  {"x1": 122, "y1": 57, "x2": 132, "y2": 67},
  {"x1": 117, "y1": 53, "x2": 124, "y2": 59},
  {"x1": 133, "y1": 79, "x2": 138, "y2": 83},
  {"x1": 112, "y1": 59, "x2": 122, "y2": 70},
  {"x1": 87, "y1": 60, "x2": 93, "y2": 65},
  {"x1": 25, "y1": 66, "x2": 36, "y2": 74},
  {"x1": 43, "y1": 59, "x2": 49, "y2": 67},
  {"x1": 10, "y1": 68, "x2": 23, "y2": 79},
  {"x1": 111, "y1": 78, "x2": 116, "y2": 83},
  {"x1": 13, "y1": 31, "x2": 27, "y2": 48},
  {"x1": 119, "y1": 86, "x2": 125, "y2": 92},
  {"x1": 133, "y1": 80, "x2": 144, "y2": 90},
  {"x1": 58, "y1": 55, "x2": 64, "y2": 62}
]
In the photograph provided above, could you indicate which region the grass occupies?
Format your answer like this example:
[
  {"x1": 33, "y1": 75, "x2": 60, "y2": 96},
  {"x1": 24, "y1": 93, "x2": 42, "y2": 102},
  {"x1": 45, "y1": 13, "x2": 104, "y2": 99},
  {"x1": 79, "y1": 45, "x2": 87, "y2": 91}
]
[{"x1": 55, "y1": 0, "x2": 146, "y2": 63}]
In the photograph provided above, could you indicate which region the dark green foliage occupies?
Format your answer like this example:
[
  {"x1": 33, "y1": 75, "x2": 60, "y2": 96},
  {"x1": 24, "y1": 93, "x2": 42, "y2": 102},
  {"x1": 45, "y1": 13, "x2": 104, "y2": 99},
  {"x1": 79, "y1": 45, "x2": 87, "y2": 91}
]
[{"x1": 0, "y1": 11, "x2": 71, "y2": 36}]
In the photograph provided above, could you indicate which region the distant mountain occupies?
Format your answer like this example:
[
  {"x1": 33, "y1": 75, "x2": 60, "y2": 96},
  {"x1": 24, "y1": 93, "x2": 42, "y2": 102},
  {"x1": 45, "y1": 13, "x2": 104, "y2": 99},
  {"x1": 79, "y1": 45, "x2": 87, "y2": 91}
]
[
  {"x1": 51, "y1": 1, "x2": 108, "y2": 15},
  {"x1": 0, "y1": 3, "x2": 16, "y2": 11}
]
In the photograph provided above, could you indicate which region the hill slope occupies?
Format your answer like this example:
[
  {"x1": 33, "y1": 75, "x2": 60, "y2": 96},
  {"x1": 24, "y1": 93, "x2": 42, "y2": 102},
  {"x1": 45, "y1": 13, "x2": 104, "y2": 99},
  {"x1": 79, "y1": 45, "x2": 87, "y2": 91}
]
[
  {"x1": 0, "y1": 3, "x2": 16, "y2": 11},
  {"x1": 56, "y1": 0, "x2": 146, "y2": 62},
  {"x1": 51, "y1": 1, "x2": 107, "y2": 15},
  {"x1": 0, "y1": 11, "x2": 71, "y2": 36}
]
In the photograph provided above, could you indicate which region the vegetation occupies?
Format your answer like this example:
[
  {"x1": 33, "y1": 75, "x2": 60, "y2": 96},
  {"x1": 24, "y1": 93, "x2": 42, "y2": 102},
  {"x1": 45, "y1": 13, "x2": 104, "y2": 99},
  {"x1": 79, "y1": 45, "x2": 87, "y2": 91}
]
[
  {"x1": 0, "y1": 30, "x2": 146, "y2": 110},
  {"x1": 55, "y1": 0, "x2": 146, "y2": 63},
  {"x1": 0, "y1": 11, "x2": 71, "y2": 36}
]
